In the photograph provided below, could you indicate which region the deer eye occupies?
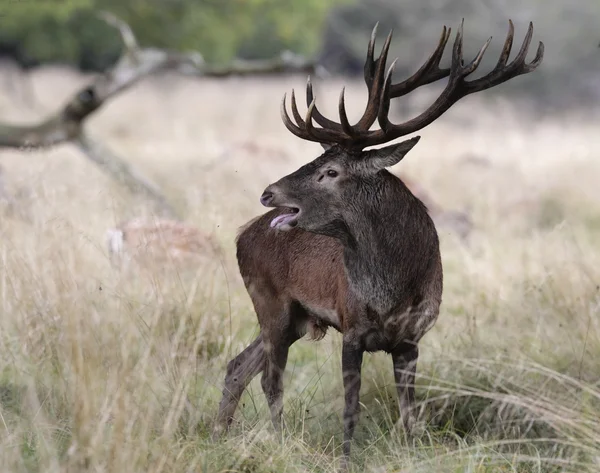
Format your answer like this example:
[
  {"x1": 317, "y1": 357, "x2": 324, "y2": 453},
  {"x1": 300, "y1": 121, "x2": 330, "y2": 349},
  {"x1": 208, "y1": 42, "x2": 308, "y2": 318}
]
[{"x1": 326, "y1": 169, "x2": 338, "y2": 178}]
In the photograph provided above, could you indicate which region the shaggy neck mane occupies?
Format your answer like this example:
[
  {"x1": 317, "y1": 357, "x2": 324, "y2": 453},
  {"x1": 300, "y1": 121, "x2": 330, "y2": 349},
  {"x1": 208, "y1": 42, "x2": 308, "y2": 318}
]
[{"x1": 338, "y1": 172, "x2": 438, "y2": 314}]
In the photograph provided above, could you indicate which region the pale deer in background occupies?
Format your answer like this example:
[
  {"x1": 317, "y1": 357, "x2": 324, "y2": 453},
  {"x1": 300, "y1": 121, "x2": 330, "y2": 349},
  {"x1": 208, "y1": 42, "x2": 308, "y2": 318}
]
[
  {"x1": 107, "y1": 217, "x2": 223, "y2": 271},
  {"x1": 215, "y1": 20, "x2": 543, "y2": 468}
]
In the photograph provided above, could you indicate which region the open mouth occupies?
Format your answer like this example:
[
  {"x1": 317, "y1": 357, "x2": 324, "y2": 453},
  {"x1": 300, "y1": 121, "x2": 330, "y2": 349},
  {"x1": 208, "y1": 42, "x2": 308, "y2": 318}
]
[{"x1": 270, "y1": 207, "x2": 300, "y2": 230}]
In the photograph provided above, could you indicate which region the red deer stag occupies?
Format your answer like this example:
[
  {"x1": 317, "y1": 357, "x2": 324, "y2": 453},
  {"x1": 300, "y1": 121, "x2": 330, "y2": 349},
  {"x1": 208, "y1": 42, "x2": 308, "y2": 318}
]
[{"x1": 215, "y1": 20, "x2": 543, "y2": 466}]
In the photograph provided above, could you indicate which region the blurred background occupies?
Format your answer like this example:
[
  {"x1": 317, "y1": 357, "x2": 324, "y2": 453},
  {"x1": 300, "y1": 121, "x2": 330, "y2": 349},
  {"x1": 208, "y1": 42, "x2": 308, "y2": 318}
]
[
  {"x1": 0, "y1": 0, "x2": 598, "y2": 109},
  {"x1": 0, "y1": 1, "x2": 599, "y2": 473}
]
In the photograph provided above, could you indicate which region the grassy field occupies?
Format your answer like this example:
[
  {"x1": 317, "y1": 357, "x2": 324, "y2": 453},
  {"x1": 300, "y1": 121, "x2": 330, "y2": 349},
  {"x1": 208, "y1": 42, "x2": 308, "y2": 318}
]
[{"x1": 0, "y1": 65, "x2": 599, "y2": 472}]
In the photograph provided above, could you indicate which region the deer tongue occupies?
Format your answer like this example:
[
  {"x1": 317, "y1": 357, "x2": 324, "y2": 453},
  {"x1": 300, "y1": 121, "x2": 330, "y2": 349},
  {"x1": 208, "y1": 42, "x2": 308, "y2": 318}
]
[{"x1": 270, "y1": 212, "x2": 297, "y2": 229}]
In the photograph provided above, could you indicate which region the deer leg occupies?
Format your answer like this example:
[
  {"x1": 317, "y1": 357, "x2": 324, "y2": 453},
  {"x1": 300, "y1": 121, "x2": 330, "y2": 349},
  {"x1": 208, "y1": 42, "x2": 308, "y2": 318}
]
[
  {"x1": 391, "y1": 342, "x2": 419, "y2": 435},
  {"x1": 340, "y1": 340, "x2": 364, "y2": 469},
  {"x1": 214, "y1": 335, "x2": 265, "y2": 437},
  {"x1": 261, "y1": 326, "x2": 300, "y2": 432}
]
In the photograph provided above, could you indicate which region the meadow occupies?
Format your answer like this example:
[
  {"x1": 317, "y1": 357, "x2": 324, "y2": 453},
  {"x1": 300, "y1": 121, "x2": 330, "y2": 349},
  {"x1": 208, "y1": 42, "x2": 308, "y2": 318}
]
[{"x1": 0, "y1": 65, "x2": 599, "y2": 472}]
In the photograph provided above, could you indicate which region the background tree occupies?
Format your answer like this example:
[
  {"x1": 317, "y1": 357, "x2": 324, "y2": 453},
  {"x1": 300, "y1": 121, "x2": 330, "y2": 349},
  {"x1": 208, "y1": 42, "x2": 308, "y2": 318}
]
[{"x1": 0, "y1": 0, "x2": 598, "y2": 109}]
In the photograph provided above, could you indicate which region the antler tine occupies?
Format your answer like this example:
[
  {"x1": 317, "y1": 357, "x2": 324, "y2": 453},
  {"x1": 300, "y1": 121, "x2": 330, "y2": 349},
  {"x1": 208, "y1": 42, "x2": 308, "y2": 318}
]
[
  {"x1": 304, "y1": 98, "x2": 317, "y2": 136},
  {"x1": 304, "y1": 98, "x2": 346, "y2": 142},
  {"x1": 377, "y1": 58, "x2": 398, "y2": 132},
  {"x1": 388, "y1": 25, "x2": 452, "y2": 98},
  {"x1": 461, "y1": 35, "x2": 492, "y2": 76},
  {"x1": 363, "y1": 22, "x2": 379, "y2": 88},
  {"x1": 290, "y1": 89, "x2": 306, "y2": 127},
  {"x1": 527, "y1": 38, "x2": 545, "y2": 71},
  {"x1": 281, "y1": 93, "x2": 309, "y2": 139},
  {"x1": 513, "y1": 20, "x2": 534, "y2": 65},
  {"x1": 373, "y1": 29, "x2": 394, "y2": 88},
  {"x1": 493, "y1": 19, "x2": 515, "y2": 71},
  {"x1": 353, "y1": 28, "x2": 394, "y2": 131},
  {"x1": 338, "y1": 88, "x2": 355, "y2": 136},
  {"x1": 281, "y1": 92, "x2": 350, "y2": 144},
  {"x1": 305, "y1": 76, "x2": 344, "y2": 131},
  {"x1": 453, "y1": 19, "x2": 465, "y2": 70}
]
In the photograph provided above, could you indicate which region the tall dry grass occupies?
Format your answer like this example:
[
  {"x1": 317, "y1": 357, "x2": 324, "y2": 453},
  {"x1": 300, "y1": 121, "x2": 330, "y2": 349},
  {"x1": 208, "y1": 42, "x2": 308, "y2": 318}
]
[{"x1": 0, "y1": 65, "x2": 599, "y2": 472}]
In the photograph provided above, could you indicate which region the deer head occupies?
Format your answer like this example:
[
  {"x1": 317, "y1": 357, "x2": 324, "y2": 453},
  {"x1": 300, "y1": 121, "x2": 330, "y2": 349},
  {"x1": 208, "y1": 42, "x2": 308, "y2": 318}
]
[
  {"x1": 260, "y1": 20, "x2": 543, "y2": 239},
  {"x1": 261, "y1": 137, "x2": 420, "y2": 234}
]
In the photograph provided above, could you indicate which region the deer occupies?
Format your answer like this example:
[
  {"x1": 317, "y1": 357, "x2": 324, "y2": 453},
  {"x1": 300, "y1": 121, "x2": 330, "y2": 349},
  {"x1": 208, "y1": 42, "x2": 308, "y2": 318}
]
[
  {"x1": 214, "y1": 20, "x2": 543, "y2": 467},
  {"x1": 106, "y1": 217, "x2": 223, "y2": 271}
]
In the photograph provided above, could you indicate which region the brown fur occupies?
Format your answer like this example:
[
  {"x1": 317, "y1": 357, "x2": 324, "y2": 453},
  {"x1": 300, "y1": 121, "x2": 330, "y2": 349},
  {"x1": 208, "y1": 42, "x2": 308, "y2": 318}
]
[{"x1": 236, "y1": 209, "x2": 349, "y2": 334}]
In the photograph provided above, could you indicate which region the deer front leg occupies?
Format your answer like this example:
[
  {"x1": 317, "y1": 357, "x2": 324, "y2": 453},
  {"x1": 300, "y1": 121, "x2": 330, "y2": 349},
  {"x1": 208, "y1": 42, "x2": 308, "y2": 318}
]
[
  {"x1": 340, "y1": 340, "x2": 364, "y2": 470},
  {"x1": 214, "y1": 335, "x2": 265, "y2": 438},
  {"x1": 391, "y1": 343, "x2": 419, "y2": 435}
]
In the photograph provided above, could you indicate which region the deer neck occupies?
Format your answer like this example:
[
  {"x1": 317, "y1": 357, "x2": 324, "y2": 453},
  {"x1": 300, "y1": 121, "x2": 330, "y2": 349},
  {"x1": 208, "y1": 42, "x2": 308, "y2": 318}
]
[{"x1": 338, "y1": 176, "x2": 437, "y2": 314}]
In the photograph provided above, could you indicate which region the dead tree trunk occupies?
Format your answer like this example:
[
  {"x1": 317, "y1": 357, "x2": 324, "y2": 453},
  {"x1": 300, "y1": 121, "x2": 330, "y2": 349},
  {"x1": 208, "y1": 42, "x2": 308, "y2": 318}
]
[{"x1": 0, "y1": 11, "x2": 318, "y2": 218}]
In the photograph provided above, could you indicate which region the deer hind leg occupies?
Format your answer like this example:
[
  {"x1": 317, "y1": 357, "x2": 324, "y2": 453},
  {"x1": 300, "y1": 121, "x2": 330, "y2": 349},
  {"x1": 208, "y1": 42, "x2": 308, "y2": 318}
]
[
  {"x1": 214, "y1": 335, "x2": 265, "y2": 437},
  {"x1": 389, "y1": 299, "x2": 438, "y2": 437},
  {"x1": 340, "y1": 338, "x2": 364, "y2": 470},
  {"x1": 391, "y1": 342, "x2": 419, "y2": 435}
]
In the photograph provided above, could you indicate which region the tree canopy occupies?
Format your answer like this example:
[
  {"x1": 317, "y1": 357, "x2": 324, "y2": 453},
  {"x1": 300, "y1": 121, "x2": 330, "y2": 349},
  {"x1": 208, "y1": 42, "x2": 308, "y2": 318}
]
[
  {"x1": 0, "y1": 0, "x2": 349, "y2": 70},
  {"x1": 0, "y1": 0, "x2": 598, "y2": 110}
]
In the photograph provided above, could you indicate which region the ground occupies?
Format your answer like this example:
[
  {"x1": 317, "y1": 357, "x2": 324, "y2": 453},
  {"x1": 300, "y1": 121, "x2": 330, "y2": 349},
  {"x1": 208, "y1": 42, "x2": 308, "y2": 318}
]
[{"x1": 0, "y1": 66, "x2": 599, "y2": 472}]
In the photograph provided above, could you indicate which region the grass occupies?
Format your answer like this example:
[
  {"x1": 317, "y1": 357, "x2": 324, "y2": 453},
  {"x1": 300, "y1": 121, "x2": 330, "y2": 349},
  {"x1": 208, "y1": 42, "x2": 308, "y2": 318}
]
[{"x1": 0, "y1": 66, "x2": 599, "y2": 472}]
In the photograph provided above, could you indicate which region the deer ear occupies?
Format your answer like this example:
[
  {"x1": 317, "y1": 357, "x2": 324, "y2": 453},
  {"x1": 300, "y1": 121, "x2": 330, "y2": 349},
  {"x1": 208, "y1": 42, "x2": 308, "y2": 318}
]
[{"x1": 362, "y1": 136, "x2": 421, "y2": 172}]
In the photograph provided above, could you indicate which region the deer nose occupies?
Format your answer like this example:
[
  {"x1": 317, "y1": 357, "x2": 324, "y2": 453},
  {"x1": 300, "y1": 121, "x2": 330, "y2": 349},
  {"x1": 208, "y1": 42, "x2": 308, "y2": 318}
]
[{"x1": 260, "y1": 190, "x2": 274, "y2": 207}]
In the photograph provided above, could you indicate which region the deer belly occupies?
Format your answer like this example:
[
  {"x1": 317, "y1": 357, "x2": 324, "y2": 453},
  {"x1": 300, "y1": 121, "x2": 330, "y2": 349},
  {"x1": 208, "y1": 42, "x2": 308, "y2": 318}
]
[{"x1": 303, "y1": 303, "x2": 341, "y2": 331}]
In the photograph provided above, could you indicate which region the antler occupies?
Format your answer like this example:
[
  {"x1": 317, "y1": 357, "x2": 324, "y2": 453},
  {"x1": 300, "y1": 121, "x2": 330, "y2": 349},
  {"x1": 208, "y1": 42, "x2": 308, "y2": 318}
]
[
  {"x1": 281, "y1": 20, "x2": 544, "y2": 149},
  {"x1": 281, "y1": 23, "x2": 451, "y2": 144}
]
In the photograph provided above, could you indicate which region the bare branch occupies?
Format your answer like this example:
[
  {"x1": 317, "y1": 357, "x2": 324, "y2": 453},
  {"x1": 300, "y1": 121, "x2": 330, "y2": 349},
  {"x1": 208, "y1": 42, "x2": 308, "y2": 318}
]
[
  {"x1": 0, "y1": 12, "x2": 317, "y2": 216},
  {"x1": 189, "y1": 50, "x2": 317, "y2": 78},
  {"x1": 75, "y1": 133, "x2": 180, "y2": 219},
  {"x1": 97, "y1": 11, "x2": 139, "y2": 55}
]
